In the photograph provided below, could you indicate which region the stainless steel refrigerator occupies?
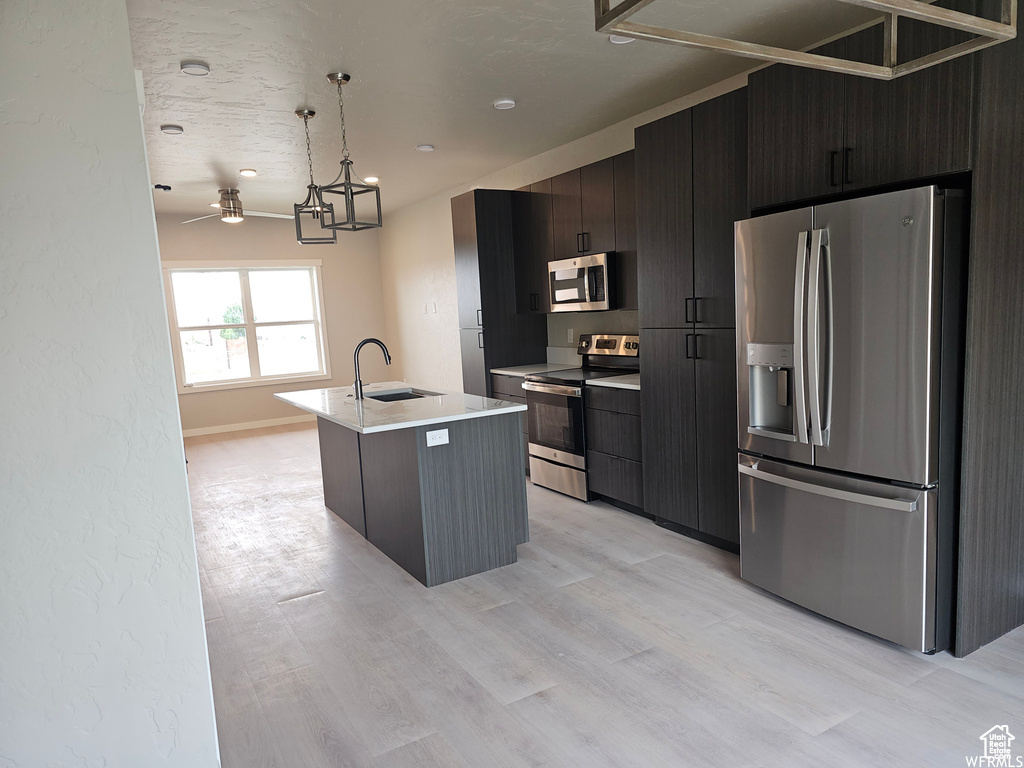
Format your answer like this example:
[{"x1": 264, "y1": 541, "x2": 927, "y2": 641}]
[{"x1": 734, "y1": 185, "x2": 965, "y2": 653}]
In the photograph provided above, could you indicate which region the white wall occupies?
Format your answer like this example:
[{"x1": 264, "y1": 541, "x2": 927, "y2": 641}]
[
  {"x1": 378, "y1": 74, "x2": 748, "y2": 388},
  {"x1": 0, "y1": 1, "x2": 219, "y2": 765},
  {"x1": 156, "y1": 215, "x2": 389, "y2": 433}
]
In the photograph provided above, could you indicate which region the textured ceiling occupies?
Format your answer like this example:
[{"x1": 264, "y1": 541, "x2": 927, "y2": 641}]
[{"x1": 128, "y1": 0, "x2": 878, "y2": 220}]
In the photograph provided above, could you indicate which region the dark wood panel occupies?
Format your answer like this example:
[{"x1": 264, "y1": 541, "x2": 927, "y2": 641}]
[
  {"x1": 692, "y1": 88, "x2": 747, "y2": 329},
  {"x1": 551, "y1": 169, "x2": 583, "y2": 261},
  {"x1": 613, "y1": 150, "x2": 639, "y2": 310},
  {"x1": 587, "y1": 450, "x2": 644, "y2": 509},
  {"x1": 635, "y1": 109, "x2": 694, "y2": 328},
  {"x1": 360, "y1": 428, "x2": 427, "y2": 585},
  {"x1": 693, "y1": 329, "x2": 739, "y2": 545},
  {"x1": 513, "y1": 181, "x2": 554, "y2": 314},
  {"x1": 747, "y1": 38, "x2": 846, "y2": 210},
  {"x1": 460, "y1": 328, "x2": 487, "y2": 397},
  {"x1": 956, "y1": 25, "x2": 1024, "y2": 656},
  {"x1": 452, "y1": 191, "x2": 482, "y2": 328},
  {"x1": 417, "y1": 414, "x2": 526, "y2": 584},
  {"x1": 843, "y1": 17, "x2": 974, "y2": 192},
  {"x1": 580, "y1": 156, "x2": 616, "y2": 255},
  {"x1": 585, "y1": 408, "x2": 642, "y2": 463},
  {"x1": 585, "y1": 385, "x2": 641, "y2": 416},
  {"x1": 640, "y1": 329, "x2": 698, "y2": 528},
  {"x1": 530, "y1": 179, "x2": 554, "y2": 313},
  {"x1": 316, "y1": 417, "x2": 366, "y2": 537}
]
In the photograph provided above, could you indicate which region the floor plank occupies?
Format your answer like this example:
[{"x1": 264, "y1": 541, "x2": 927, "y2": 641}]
[{"x1": 187, "y1": 423, "x2": 1024, "y2": 768}]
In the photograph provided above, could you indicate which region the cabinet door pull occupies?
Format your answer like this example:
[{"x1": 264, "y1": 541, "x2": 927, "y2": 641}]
[
  {"x1": 576, "y1": 233, "x2": 585, "y2": 253},
  {"x1": 530, "y1": 293, "x2": 539, "y2": 312},
  {"x1": 478, "y1": 331, "x2": 484, "y2": 349},
  {"x1": 830, "y1": 150, "x2": 840, "y2": 187},
  {"x1": 685, "y1": 297, "x2": 695, "y2": 324},
  {"x1": 842, "y1": 147, "x2": 853, "y2": 186},
  {"x1": 685, "y1": 333, "x2": 696, "y2": 359},
  {"x1": 476, "y1": 308, "x2": 483, "y2": 326},
  {"x1": 694, "y1": 333, "x2": 703, "y2": 360},
  {"x1": 582, "y1": 232, "x2": 590, "y2": 253},
  {"x1": 694, "y1": 297, "x2": 704, "y2": 324}
]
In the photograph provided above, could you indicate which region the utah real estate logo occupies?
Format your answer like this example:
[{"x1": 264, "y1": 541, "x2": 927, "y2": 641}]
[{"x1": 967, "y1": 725, "x2": 1022, "y2": 767}]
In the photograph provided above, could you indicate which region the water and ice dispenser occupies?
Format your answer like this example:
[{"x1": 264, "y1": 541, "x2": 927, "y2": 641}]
[{"x1": 746, "y1": 343, "x2": 797, "y2": 441}]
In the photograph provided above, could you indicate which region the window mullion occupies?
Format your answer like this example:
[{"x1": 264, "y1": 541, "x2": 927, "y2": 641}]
[{"x1": 239, "y1": 269, "x2": 262, "y2": 379}]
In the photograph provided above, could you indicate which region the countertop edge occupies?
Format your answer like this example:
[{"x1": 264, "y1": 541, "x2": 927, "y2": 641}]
[{"x1": 586, "y1": 378, "x2": 641, "y2": 391}]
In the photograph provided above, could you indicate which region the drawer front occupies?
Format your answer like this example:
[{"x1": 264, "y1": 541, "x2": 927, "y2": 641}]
[
  {"x1": 586, "y1": 385, "x2": 641, "y2": 415},
  {"x1": 491, "y1": 374, "x2": 526, "y2": 397},
  {"x1": 586, "y1": 408, "x2": 642, "y2": 462},
  {"x1": 587, "y1": 450, "x2": 644, "y2": 508}
]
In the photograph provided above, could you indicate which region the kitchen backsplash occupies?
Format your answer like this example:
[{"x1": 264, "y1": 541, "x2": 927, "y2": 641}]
[{"x1": 547, "y1": 310, "x2": 639, "y2": 349}]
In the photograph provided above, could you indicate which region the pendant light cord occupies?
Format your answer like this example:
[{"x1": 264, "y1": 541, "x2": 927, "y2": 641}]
[
  {"x1": 336, "y1": 80, "x2": 350, "y2": 161},
  {"x1": 303, "y1": 114, "x2": 315, "y2": 186}
]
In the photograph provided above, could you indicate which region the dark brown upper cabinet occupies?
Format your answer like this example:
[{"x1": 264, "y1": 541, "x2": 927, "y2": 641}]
[
  {"x1": 635, "y1": 108, "x2": 694, "y2": 329},
  {"x1": 692, "y1": 88, "x2": 748, "y2": 329},
  {"x1": 551, "y1": 158, "x2": 616, "y2": 261},
  {"x1": 748, "y1": 16, "x2": 974, "y2": 210},
  {"x1": 747, "y1": 38, "x2": 847, "y2": 211},
  {"x1": 613, "y1": 150, "x2": 638, "y2": 311},
  {"x1": 843, "y1": 17, "x2": 975, "y2": 193},
  {"x1": 512, "y1": 179, "x2": 553, "y2": 314}
]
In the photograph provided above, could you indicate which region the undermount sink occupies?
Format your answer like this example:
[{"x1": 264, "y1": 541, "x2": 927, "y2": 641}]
[{"x1": 368, "y1": 391, "x2": 425, "y2": 402}]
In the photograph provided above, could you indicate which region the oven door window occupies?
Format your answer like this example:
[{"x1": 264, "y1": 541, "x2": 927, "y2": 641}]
[{"x1": 526, "y1": 389, "x2": 585, "y2": 455}]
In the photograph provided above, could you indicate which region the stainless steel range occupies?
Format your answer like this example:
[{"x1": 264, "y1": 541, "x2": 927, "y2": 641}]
[{"x1": 523, "y1": 333, "x2": 639, "y2": 501}]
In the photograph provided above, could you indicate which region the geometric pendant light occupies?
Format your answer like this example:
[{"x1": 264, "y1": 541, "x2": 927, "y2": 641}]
[
  {"x1": 293, "y1": 108, "x2": 338, "y2": 245},
  {"x1": 318, "y1": 73, "x2": 383, "y2": 232}
]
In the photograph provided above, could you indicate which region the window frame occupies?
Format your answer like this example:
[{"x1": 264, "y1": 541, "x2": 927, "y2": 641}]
[{"x1": 162, "y1": 259, "x2": 332, "y2": 395}]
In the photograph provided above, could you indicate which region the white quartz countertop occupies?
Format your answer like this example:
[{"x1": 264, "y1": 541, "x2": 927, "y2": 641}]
[
  {"x1": 489, "y1": 363, "x2": 581, "y2": 376},
  {"x1": 275, "y1": 381, "x2": 526, "y2": 434},
  {"x1": 587, "y1": 373, "x2": 641, "y2": 391}
]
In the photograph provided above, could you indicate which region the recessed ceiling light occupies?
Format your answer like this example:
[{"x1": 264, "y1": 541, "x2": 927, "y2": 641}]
[
  {"x1": 493, "y1": 98, "x2": 516, "y2": 110},
  {"x1": 239, "y1": 169, "x2": 257, "y2": 177},
  {"x1": 608, "y1": 34, "x2": 635, "y2": 44},
  {"x1": 364, "y1": 176, "x2": 379, "y2": 184},
  {"x1": 416, "y1": 144, "x2": 435, "y2": 152},
  {"x1": 160, "y1": 124, "x2": 184, "y2": 135},
  {"x1": 180, "y1": 61, "x2": 210, "y2": 76}
]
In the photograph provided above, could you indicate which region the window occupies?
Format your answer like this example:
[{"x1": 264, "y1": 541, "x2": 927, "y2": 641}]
[{"x1": 163, "y1": 260, "x2": 331, "y2": 392}]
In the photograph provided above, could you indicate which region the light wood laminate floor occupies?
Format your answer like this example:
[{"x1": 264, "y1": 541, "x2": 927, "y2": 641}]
[{"x1": 185, "y1": 423, "x2": 1024, "y2": 768}]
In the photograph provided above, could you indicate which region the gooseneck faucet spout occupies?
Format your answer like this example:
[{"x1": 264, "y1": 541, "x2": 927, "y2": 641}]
[{"x1": 353, "y1": 338, "x2": 392, "y2": 400}]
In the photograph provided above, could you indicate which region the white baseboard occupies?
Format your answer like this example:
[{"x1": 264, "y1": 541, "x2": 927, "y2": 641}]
[{"x1": 182, "y1": 414, "x2": 316, "y2": 438}]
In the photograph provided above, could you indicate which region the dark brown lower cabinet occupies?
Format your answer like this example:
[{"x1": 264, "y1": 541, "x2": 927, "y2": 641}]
[
  {"x1": 693, "y1": 329, "x2": 740, "y2": 544},
  {"x1": 640, "y1": 329, "x2": 698, "y2": 528},
  {"x1": 490, "y1": 373, "x2": 530, "y2": 475},
  {"x1": 640, "y1": 327, "x2": 739, "y2": 547},
  {"x1": 585, "y1": 385, "x2": 644, "y2": 510}
]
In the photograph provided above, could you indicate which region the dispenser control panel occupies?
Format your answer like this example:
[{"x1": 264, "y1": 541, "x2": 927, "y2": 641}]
[{"x1": 746, "y1": 343, "x2": 793, "y2": 368}]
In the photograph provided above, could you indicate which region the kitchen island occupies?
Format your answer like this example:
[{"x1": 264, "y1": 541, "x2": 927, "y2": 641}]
[{"x1": 275, "y1": 382, "x2": 528, "y2": 586}]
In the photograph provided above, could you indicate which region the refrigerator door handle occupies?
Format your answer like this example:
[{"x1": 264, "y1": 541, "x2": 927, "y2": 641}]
[
  {"x1": 738, "y1": 463, "x2": 918, "y2": 512},
  {"x1": 808, "y1": 228, "x2": 829, "y2": 447},
  {"x1": 793, "y1": 231, "x2": 810, "y2": 444}
]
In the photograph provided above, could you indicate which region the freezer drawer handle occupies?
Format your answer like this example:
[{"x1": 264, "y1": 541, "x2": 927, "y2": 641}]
[{"x1": 738, "y1": 463, "x2": 918, "y2": 512}]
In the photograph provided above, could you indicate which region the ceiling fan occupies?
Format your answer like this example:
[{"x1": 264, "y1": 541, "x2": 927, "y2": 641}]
[{"x1": 180, "y1": 188, "x2": 294, "y2": 224}]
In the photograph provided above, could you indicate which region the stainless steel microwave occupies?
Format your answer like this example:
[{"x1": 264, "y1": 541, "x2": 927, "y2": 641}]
[{"x1": 548, "y1": 253, "x2": 613, "y2": 312}]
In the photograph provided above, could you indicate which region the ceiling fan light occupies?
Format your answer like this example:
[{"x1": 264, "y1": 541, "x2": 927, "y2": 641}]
[{"x1": 218, "y1": 188, "x2": 243, "y2": 223}]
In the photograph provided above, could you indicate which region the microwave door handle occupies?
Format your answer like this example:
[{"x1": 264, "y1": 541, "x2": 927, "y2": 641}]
[
  {"x1": 584, "y1": 267, "x2": 593, "y2": 303},
  {"x1": 793, "y1": 231, "x2": 810, "y2": 445},
  {"x1": 808, "y1": 228, "x2": 826, "y2": 447}
]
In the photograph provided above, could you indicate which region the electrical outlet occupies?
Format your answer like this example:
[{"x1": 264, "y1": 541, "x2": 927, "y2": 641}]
[
  {"x1": 567, "y1": 328, "x2": 574, "y2": 344},
  {"x1": 422, "y1": 303, "x2": 428, "y2": 314},
  {"x1": 425, "y1": 428, "x2": 449, "y2": 447},
  {"x1": 432, "y1": 302, "x2": 438, "y2": 314}
]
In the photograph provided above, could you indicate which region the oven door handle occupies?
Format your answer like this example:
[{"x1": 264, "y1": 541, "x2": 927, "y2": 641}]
[{"x1": 522, "y1": 381, "x2": 582, "y2": 398}]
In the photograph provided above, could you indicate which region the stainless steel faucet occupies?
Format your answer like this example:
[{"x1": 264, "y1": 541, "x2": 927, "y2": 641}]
[{"x1": 353, "y1": 338, "x2": 392, "y2": 399}]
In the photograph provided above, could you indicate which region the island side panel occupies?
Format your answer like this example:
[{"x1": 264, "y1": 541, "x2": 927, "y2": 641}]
[
  {"x1": 416, "y1": 413, "x2": 527, "y2": 586},
  {"x1": 317, "y1": 416, "x2": 366, "y2": 537},
  {"x1": 359, "y1": 428, "x2": 429, "y2": 585}
]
